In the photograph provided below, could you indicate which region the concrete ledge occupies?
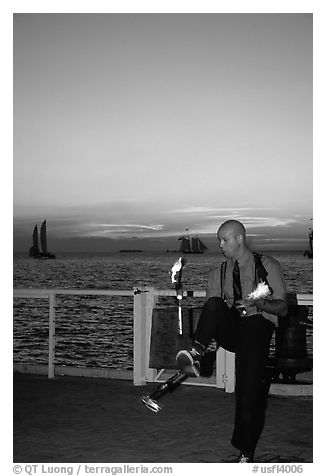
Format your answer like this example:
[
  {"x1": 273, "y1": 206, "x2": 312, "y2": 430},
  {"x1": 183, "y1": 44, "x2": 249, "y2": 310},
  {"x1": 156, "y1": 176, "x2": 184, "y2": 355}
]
[
  {"x1": 270, "y1": 383, "x2": 312, "y2": 396},
  {"x1": 13, "y1": 363, "x2": 313, "y2": 396},
  {"x1": 13, "y1": 363, "x2": 134, "y2": 381}
]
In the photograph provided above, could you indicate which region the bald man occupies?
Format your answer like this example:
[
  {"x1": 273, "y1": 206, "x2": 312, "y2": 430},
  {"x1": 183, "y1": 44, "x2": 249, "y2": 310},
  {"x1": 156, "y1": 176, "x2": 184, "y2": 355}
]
[{"x1": 176, "y1": 220, "x2": 288, "y2": 463}]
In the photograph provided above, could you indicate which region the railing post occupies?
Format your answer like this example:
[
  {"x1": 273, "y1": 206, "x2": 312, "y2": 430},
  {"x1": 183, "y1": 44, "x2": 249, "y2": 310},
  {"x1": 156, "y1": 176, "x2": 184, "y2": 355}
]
[
  {"x1": 133, "y1": 288, "x2": 148, "y2": 385},
  {"x1": 48, "y1": 293, "x2": 56, "y2": 379},
  {"x1": 144, "y1": 287, "x2": 157, "y2": 382},
  {"x1": 216, "y1": 347, "x2": 226, "y2": 389},
  {"x1": 216, "y1": 347, "x2": 235, "y2": 392},
  {"x1": 133, "y1": 287, "x2": 157, "y2": 385},
  {"x1": 225, "y1": 350, "x2": 235, "y2": 393}
]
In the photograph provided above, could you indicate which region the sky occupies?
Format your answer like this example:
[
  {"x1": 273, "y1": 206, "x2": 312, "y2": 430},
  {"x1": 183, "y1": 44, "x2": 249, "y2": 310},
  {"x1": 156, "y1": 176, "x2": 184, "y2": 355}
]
[{"x1": 13, "y1": 12, "x2": 313, "y2": 252}]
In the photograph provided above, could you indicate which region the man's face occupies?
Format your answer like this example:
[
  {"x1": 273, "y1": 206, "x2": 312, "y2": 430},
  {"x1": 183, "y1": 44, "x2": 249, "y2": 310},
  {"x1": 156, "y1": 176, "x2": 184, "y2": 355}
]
[{"x1": 217, "y1": 226, "x2": 241, "y2": 258}]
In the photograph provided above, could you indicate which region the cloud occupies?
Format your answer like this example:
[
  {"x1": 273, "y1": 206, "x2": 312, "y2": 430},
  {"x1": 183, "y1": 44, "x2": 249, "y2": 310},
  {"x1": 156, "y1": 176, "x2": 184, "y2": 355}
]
[
  {"x1": 167, "y1": 206, "x2": 274, "y2": 214},
  {"x1": 236, "y1": 216, "x2": 298, "y2": 228},
  {"x1": 96, "y1": 224, "x2": 164, "y2": 230},
  {"x1": 259, "y1": 237, "x2": 307, "y2": 242},
  {"x1": 162, "y1": 206, "x2": 298, "y2": 234},
  {"x1": 82, "y1": 223, "x2": 165, "y2": 238}
]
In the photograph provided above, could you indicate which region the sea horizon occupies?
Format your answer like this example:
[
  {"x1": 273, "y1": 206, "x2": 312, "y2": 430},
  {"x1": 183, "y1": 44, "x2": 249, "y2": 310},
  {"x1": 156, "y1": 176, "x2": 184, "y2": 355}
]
[{"x1": 13, "y1": 248, "x2": 310, "y2": 256}]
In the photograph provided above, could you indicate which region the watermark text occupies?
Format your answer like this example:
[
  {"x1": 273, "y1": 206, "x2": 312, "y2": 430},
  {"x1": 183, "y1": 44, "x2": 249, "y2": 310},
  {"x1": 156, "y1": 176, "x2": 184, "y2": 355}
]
[
  {"x1": 252, "y1": 464, "x2": 304, "y2": 474},
  {"x1": 13, "y1": 465, "x2": 173, "y2": 476}
]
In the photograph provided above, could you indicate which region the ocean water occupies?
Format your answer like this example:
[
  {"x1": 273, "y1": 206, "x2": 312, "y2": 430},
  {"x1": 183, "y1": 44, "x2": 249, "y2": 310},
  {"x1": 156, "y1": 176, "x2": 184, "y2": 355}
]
[{"x1": 13, "y1": 251, "x2": 313, "y2": 370}]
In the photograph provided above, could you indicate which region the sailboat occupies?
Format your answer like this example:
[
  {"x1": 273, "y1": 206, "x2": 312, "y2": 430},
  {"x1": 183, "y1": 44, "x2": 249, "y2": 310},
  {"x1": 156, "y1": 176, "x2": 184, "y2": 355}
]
[
  {"x1": 178, "y1": 234, "x2": 208, "y2": 254},
  {"x1": 29, "y1": 220, "x2": 56, "y2": 259},
  {"x1": 303, "y1": 228, "x2": 313, "y2": 259}
]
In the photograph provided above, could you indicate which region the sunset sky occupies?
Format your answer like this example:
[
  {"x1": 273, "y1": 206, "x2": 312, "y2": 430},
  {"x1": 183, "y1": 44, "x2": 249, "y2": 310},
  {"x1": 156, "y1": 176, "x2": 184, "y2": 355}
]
[{"x1": 13, "y1": 12, "x2": 313, "y2": 252}]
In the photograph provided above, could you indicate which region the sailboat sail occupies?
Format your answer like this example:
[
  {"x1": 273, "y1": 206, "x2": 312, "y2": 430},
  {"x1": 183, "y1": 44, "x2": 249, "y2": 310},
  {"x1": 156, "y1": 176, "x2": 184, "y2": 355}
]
[
  {"x1": 178, "y1": 234, "x2": 208, "y2": 254},
  {"x1": 29, "y1": 225, "x2": 40, "y2": 257},
  {"x1": 40, "y1": 220, "x2": 48, "y2": 255},
  {"x1": 304, "y1": 228, "x2": 313, "y2": 258},
  {"x1": 33, "y1": 226, "x2": 39, "y2": 250},
  {"x1": 309, "y1": 229, "x2": 313, "y2": 252},
  {"x1": 179, "y1": 237, "x2": 191, "y2": 253},
  {"x1": 191, "y1": 237, "x2": 199, "y2": 253},
  {"x1": 198, "y1": 239, "x2": 208, "y2": 251}
]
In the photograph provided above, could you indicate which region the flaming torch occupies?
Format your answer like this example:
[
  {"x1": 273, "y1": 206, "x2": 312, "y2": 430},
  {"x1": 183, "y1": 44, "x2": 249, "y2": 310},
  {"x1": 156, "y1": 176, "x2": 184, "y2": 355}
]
[
  {"x1": 171, "y1": 257, "x2": 186, "y2": 334},
  {"x1": 141, "y1": 257, "x2": 188, "y2": 412}
]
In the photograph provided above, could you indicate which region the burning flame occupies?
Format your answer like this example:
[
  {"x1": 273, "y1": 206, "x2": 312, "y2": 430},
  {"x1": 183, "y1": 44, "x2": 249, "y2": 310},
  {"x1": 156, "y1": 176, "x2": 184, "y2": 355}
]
[
  {"x1": 247, "y1": 282, "x2": 271, "y2": 300},
  {"x1": 171, "y1": 257, "x2": 184, "y2": 283}
]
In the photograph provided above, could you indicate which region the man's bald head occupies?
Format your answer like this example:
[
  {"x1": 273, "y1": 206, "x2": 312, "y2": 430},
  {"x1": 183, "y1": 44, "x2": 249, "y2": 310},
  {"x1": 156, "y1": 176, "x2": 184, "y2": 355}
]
[
  {"x1": 217, "y1": 220, "x2": 248, "y2": 259},
  {"x1": 218, "y1": 220, "x2": 246, "y2": 238}
]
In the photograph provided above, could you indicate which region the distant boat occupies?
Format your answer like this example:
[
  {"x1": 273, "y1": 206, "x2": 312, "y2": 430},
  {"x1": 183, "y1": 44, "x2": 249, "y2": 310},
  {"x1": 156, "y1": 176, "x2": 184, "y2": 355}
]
[
  {"x1": 29, "y1": 220, "x2": 56, "y2": 259},
  {"x1": 303, "y1": 227, "x2": 313, "y2": 259},
  {"x1": 119, "y1": 249, "x2": 143, "y2": 253},
  {"x1": 178, "y1": 235, "x2": 208, "y2": 254}
]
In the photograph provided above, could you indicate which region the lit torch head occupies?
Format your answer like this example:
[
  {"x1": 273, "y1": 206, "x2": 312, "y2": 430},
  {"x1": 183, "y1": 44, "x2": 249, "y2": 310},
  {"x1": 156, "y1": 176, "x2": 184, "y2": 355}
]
[
  {"x1": 171, "y1": 257, "x2": 186, "y2": 304},
  {"x1": 171, "y1": 257, "x2": 185, "y2": 284}
]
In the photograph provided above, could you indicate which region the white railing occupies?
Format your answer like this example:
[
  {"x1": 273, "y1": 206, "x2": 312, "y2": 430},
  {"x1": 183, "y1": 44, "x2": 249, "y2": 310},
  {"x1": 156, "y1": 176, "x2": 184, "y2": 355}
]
[
  {"x1": 13, "y1": 288, "x2": 313, "y2": 393},
  {"x1": 13, "y1": 288, "x2": 134, "y2": 379}
]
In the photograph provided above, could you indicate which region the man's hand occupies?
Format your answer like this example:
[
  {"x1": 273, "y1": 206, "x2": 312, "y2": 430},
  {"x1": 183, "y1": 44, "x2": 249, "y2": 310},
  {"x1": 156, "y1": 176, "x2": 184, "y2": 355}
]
[
  {"x1": 235, "y1": 298, "x2": 264, "y2": 310},
  {"x1": 244, "y1": 297, "x2": 288, "y2": 317},
  {"x1": 236, "y1": 296, "x2": 288, "y2": 317},
  {"x1": 246, "y1": 297, "x2": 266, "y2": 310}
]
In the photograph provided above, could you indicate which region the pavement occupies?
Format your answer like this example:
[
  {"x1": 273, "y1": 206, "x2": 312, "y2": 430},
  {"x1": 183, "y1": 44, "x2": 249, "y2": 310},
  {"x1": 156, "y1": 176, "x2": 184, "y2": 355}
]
[{"x1": 13, "y1": 372, "x2": 312, "y2": 463}]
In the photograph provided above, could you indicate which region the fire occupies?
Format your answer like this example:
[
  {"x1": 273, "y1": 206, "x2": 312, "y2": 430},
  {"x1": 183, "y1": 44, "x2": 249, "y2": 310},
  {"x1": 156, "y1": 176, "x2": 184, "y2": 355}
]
[
  {"x1": 247, "y1": 282, "x2": 271, "y2": 300},
  {"x1": 171, "y1": 257, "x2": 184, "y2": 283}
]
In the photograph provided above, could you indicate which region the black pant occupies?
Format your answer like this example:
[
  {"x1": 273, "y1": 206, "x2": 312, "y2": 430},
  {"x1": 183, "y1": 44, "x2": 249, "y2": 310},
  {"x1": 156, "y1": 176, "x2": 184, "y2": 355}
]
[{"x1": 194, "y1": 297, "x2": 274, "y2": 455}]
